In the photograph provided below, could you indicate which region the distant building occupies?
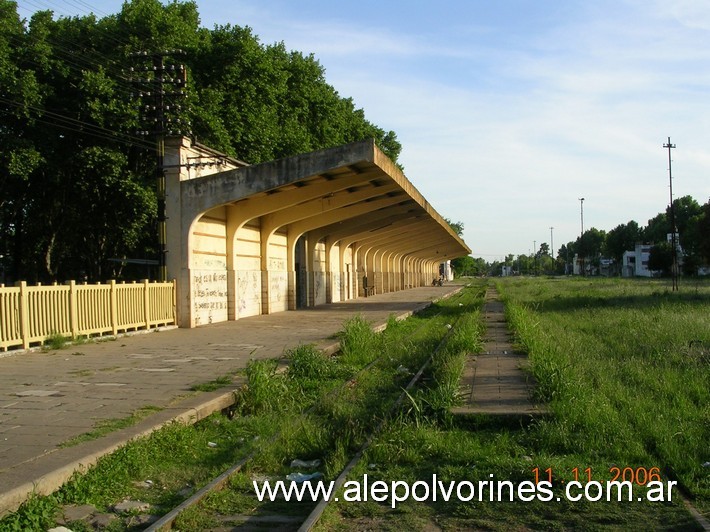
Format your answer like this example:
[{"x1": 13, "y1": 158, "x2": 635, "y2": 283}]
[
  {"x1": 573, "y1": 254, "x2": 596, "y2": 276},
  {"x1": 501, "y1": 265, "x2": 513, "y2": 277},
  {"x1": 622, "y1": 244, "x2": 653, "y2": 277},
  {"x1": 599, "y1": 258, "x2": 615, "y2": 277}
]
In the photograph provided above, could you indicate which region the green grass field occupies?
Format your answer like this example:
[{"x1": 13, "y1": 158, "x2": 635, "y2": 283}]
[
  {"x1": 321, "y1": 277, "x2": 709, "y2": 530},
  {"x1": 501, "y1": 277, "x2": 709, "y2": 502}
]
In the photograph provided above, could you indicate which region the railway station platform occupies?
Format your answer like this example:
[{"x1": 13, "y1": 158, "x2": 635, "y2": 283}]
[{"x1": 0, "y1": 283, "x2": 462, "y2": 517}]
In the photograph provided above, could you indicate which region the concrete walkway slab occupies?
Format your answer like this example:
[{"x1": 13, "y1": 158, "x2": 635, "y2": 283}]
[
  {"x1": 452, "y1": 286, "x2": 548, "y2": 417},
  {"x1": 0, "y1": 285, "x2": 460, "y2": 517}
]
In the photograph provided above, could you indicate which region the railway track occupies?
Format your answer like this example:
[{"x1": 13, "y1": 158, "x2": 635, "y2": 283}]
[{"x1": 145, "y1": 291, "x2": 474, "y2": 531}]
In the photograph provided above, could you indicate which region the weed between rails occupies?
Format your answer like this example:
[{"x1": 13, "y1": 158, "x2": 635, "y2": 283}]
[{"x1": 174, "y1": 286, "x2": 485, "y2": 529}]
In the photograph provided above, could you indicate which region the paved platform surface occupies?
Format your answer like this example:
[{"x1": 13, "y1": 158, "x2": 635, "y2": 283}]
[
  {"x1": 452, "y1": 286, "x2": 547, "y2": 416},
  {"x1": 0, "y1": 284, "x2": 461, "y2": 516}
]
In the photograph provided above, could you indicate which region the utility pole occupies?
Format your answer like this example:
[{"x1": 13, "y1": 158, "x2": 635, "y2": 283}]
[
  {"x1": 130, "y1": 50, "x2": 188, "y2": 282},
  {"x1": 550, "y1": 226, "x2": 554, "y2": 274},
  {"x1": 533, "y1": 240, "x2": 537, "y2": 275},
  {"x1": 578, "y1": 197, "x2": 585, "y2": 276},
  {"x1": 664, "y1": 137, "x2": 678, "y2": 291}
]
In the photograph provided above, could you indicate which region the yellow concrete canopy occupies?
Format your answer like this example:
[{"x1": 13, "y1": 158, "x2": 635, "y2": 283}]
[{"x1": 164, "y1": 137, "x2": 470, "y2": 327}]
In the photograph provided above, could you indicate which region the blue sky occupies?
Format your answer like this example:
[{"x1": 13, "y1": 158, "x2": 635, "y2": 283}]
[{"x1": 15, "y1": 0, "x2": 710, "y2": 260}]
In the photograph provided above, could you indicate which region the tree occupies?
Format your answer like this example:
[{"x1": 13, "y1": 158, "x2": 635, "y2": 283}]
[
  {"x1": 643, "y1": 211, "x2": 668, "y2": 244},
  {"x1": 450, "y1": 255, "x2": 486, "y2": 277},
  {"x1": 698, "y1": 200, "x2": 710, "y2": 265},
  {"x1": 648, "y1": 242, "x2": 673, "y2": 275},
  {"x1": 577, "y1": 228, "x2": 606, "y2": 269},
  {"x1": 604, "y1": 220, "x2": 641, "y2": 263},
  {"x1": 443, "y1": 218, "x2": 464, "y2": 237}
]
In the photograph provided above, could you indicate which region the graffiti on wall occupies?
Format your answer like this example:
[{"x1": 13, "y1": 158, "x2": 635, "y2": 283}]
[
  {"x1": 237, "y1": 270, "x2": 261, "y2": 317},
  {"x1": 270, "y1": 271, "x2": 288, "y2": 312},
  {"x1": 192, "y1": 271, "x2": 228, "y2": 325}
]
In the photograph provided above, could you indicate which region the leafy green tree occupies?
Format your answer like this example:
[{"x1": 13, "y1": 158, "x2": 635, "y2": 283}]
[
  {"x1": 672, "y1": 195, "x2": 702, "y2": 240},
  {"x1": 577, "y1": 228, "x2": 606, "y2": 267},
  {"x1": 0, "y1": 0, "x2": 403, "y2": 282},
  {"x1": 697, "y1": 200, "x2": 710, "y2": 265},
  {"x1": 648, "y1": 242, "x2": 673, "y2": 276},
  {"x1": 443, "y1": 218, "x2": 464, "y2": 237},
  {"x1": 643, "y1": 211, "x2": 668, "y2": 244},
  {"x1": 451, "y1": 255, "x2": 480, "y2": 277},
  {"x1": 604, "y1": 220, "x2": 641, "y2": 262}
]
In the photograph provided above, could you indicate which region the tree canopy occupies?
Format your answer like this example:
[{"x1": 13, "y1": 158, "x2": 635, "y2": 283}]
[{"x1": 0, "y1": 0, "x2": 402, "y2": 283}]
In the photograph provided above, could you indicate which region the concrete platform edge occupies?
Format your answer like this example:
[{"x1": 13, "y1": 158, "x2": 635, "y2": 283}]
[{"x1": 0, "y1": 389, "x2": 237, "y2": 518}]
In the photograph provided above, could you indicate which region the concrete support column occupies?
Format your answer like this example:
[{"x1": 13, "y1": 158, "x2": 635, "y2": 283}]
[
  {"x1": 286, "y1": 233, "x2": 298, "y2": 310},
  {"x1": 352, "y1": 245, "x2": 359, "y2": 298},
  {"x1": 306, "y1": 235, "x2": 316, "y2": 307},
  {"x1": 338, "y1": 243, "x2": 347, "y2": 302},
  {"x1": 226, "y1": 206, "x2": 239, "y2": 320},
  {"x1": 396, "y1": 254, "x2": 405, "y2": 291},
  {"x1": 260, "y1": 226, "x2": 271, "y2": 315},
  {"x1": 382, "y1": 252, "x2": 391, "y2": 293},
  {"x1": 287, "y1": 269, "x2": 297, "y2": 310},
  {"x1": 164, "y1": 137, "x2": 191, "y2": 328},
  {"x1": 376, "y1": 251, "x2": 385, "y2": 294},
  {"x1": 366, "y1": 249, "x2": 378, "y2": 295},
  {"x1": 389, "y1": 253, "x2": 397, "y2": 292},
  {"x1": 402, "y1": 255, "x2": 412, "y2": 290},
  {"x1": 325, "y1": 238, "x2": 336, "y2": 304},
  {"x1": 356, "y1": 245, "x2": 367, "y2": 297},
  {"x1": 391, "y1": 253, "x2": 399, "y2": 292}
]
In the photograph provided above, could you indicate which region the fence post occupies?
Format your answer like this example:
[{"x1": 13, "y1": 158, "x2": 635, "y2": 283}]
[
  {"x1": 67, "y1": 280, "x2": 78, "y2": 339},
  {"x1": 172, "y1": 279, "x2": 177, "y2": 325},
  {"x1": 110, "y1": 280, "x2": 118, "y2": 336},
  {"x1": 17, "y1": 281, "x2": 29, "y2": 349},
  {"x1": 143, "y1": 279, "x2": 150, "y2": 329}
]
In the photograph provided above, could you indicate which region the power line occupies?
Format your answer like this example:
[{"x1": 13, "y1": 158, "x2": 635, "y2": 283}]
[{"x1": 0, "y1": 96, "x2": 156, "y2": 150}]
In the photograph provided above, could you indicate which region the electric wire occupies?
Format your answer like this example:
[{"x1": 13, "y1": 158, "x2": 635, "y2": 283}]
[
  {"x1": 4, "y1": 1, "x2": 192, "y2": 150},
  {"x1": 0, "y1": 96, "x2": 157, "y2": 150}
]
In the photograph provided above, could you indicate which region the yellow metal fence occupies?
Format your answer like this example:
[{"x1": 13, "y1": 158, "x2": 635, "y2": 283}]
[{"x1": 0, "y1": 280, "x2": 176, "y2": 351}]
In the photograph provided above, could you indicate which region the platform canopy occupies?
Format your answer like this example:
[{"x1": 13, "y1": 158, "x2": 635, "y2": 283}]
[
  {"x1": 177, "y1": 138, "x2": 470, "y2": 260},
  {"x1": 165, "y1": 137, "x2": 471, "y2": 327}
]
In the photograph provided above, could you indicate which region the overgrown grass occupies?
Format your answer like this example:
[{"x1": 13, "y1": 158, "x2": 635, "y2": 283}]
[
  {"x1": 499, "y1": 277, "x2": 709, "y2": 502},
  {"x1": 172, "y1": 284, "x2": 486, "y2": 529},
  {"x1": 44, "y1": 331, "x2": 69, "y2": 350},
  {"x1": 1, "y1": 412, "x2": 279, "y2": 531},
  {"x1": 317, "y1": 278, "x2": 706, "y2": 530}
]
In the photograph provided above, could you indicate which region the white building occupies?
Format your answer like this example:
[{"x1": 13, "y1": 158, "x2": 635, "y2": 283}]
[{"x1": 622, "y1": 244, "x2": 653, "y2": 277}]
